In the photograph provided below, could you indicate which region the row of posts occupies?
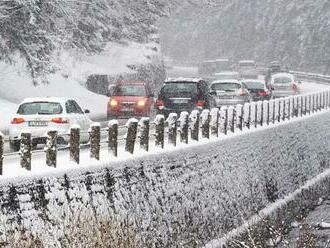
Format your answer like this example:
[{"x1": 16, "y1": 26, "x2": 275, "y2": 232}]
[{"x1": 0, "y1": 91, "x2": 329, "y2": 174}]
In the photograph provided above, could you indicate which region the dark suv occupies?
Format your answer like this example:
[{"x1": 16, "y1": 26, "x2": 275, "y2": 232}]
[{"x1": 156, "y1": 78, "x2": 213, "y2": 117}]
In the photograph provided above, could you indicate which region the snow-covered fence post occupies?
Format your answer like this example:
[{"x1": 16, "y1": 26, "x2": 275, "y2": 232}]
[
  {"x1": 284, "y1": 98, "x2": 290, "y2": 120},
  {"x1": 316, "y1": 93, "x2": 320, "y2": 111},
  {"x1": 257, "y1": 101, "x2": 263, "y2": 126},
  {"x1": 190, "y1": 110, "x2": 200, "y2": 141},
  {"x1": 20, "y1": 133, "x2": 32, "y2": 170},
  {"x1": 298, "y1": 96, "x2": 303, "y2": 117},
  {"x1": 274, "y1": 99, "x2": 280, "y2": 123},
  {"x1": 327, "y1": 91, "x2": 330, "y2": 108},
  {"x1": 125, "y1": 119, "x2": 138, "y2": 154},
  {"x1": 155, "y1": 115, "x2": 165, "y2": 148},
  {"x1": 279, "y1": 98, "x2": 285, "y2": 121},
  {"x1": 179, "y1": 112, "x2": 189, "y2": 144},
  {"x1": 70, "y1": 126, "x2": 80, "y2": 164},
  {"x1": 90, "y1": 123, "x2": 101, "y2": 160},
  {"x1": 312, "y1": 94, "x2": 316, "y2": 113},
  {"x1": 0, "y1": 132, "x2": 3, "y2": 175},
  {"x1": 201, "y1": 109, "x2": 211, "y2": 139},
  {"x1": 269, "y1": 99, "x2": 275, "y2": 124},
  {"x1": 307, "y1": 94, "x2": 312, "y2": 114},
  {"x1": 220, "y1": 106, "x2": 228, "y2": 134},
  {"x1": 236, "y1": 105, "x2": 244, "y2": 130},
  {"x1": 302, "y1": 95, "x2": 306, "y2": 115},
  {"x1": 289, "y1": 97, "x2": 294, "y2": 119},
  {"x1": 250, "y1": 102, "x2": 257, "y2": 128},
  {"x1": 319, "y1": 92, "x2": 322, "y2": 111},
  {"x1": 263, "y1": 101, "x2": 269, "y2": 125},
  {"x1": 108, "y1": 121, "x2": 118, "y2": 157},
  {"x1": 210, "y1": 108, "x2": 220, "y2": 136},
  {"x1": 167, "y1": 113, "x2": 177, "y2": 146},
  {"x1": 139, "y1": 118, "x2": 150, "y2": 151},
  {"x1": 45, "y1": 130, "x2": 57, "y2": 167},
  {"x1": 243, "y1": 103, "x2": 251, "y2": 128},
  {"x1": 227, "y1": 106, "x2": 235, "y2": 133}
]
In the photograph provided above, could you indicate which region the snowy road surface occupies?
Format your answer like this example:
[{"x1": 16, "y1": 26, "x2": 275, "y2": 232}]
[{"x1": 280, "y1": 198, "x2": 330, "y2": 247}]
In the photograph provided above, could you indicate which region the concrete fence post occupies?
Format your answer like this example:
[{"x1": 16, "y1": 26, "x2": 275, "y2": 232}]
[
  {"x1": 236, "y1": 105, "x2": 244, "y2": 130},
  {"x1": 289, "y1": 97, "x2": 294, "y2": 119},
  {"x1": 155, "y1": 115, "x2": 165, "y2": 148},
  {"x1": 312, "y1": 94, "x2": 316, "y2": 113},
  {"x1": 319, "y1": 92, "x2": 322, "y2": 111},
  {"x1": 70, "y1": 126, "x2": 80, "y2": 164},
  {"x1": 298, "y1": 96, "x2": 303, "y2": 117},
  {"x1": 293, "y1": 96, "x2": 299, "y2": 117},
  {"x1": 179, "y1": 112, "x2": 189, "y2": 144},
  {"x1": 227, "y1": 106, "x2": 235, "y2": 133},
  {"x1": 90, "y1": 123, "x2": 101, "y2": 160},
  {"x1": 220, "y1": 106, "x2": 228, "y2": 134},
  {"x1": 167, "y1": 113, "x2": 177, "y2": 146},
  {"x1": 327, "y1": 91, "x2": 330, "y2": 108},
  {"x1": 257, "y1": 101, "x2": 263, "y2": 126},
  {"x1": 108, "y1": 120, "x2": 118, "y2": 157},
  {"x1": 263, "y1": 101, "x2": 270, "y2": 125},
  {"x1": 302, "y1": 95, "x2": 307, "y2": 115},
  {"x1": 280, "y1": 99, "x2": 285, "y2": 121},
  {"x1": 201, "y1": 109, "x2": 211, "y2": 139},
  {"x1": 274, "y1": 99, "x2": 280, "y2": 123},
  {"x1": 45, "y1": 130, "x2": 58, "y2": 167},
  {"x1": 190, "y1": 110, "x2": 200, "y2": 141},
  {"x1": 243, "y1": 103, "x2": 251, "y2": 128},
  {"x1": 139, "y1": 117, "x2": 150, "y2": 151},
  {"x1": 210, "y1": 108, "x2": 220, "y2": 136},
  {"x1": 0, "y1": 132, "x2": 3, "y2": 175},
  {"x1": 20, "y1": 133, "x2": 32, "y2": 170},
  {"x1": 307, "y1": 94, "x2": 311, "y2": 114},
  {"x1": 250, "y1": 102, "x2": 257, "y2": 128},
  {"x1": 125, "y1": 118, "x2": 138, "y2": 154},
  {"x1": 316, "y1": 93, "x2": 320, "y2": 111}
]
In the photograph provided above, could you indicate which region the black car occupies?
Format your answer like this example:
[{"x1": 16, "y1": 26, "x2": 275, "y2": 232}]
[
  {"x1": 241, "y1": 79, "x2": 272, "y2": 101},
  {"x1": 156, "y1": 78, "x2": 213, "y2": 117}
]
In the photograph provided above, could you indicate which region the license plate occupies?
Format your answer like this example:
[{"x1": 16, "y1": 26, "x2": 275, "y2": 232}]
[
  {"x1": 172, "y1": 99, "x2": 189, "y2": 104},
  {"x1": 29, "y1": 121, "x2": 48, "y2": 127},
  {"x1": 121, "y1": 108, "x2": 133, "y2": 112}
]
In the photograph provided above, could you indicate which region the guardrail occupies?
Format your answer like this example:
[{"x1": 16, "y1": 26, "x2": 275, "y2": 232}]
[
  {"x1": 291, "y1": 71, "x2": 330, "y2": 83},
  {"x1": 1, "y1": 90, "x2": 330, "y2": 176}
]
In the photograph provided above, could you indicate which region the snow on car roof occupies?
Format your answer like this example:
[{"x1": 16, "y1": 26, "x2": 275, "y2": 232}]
[
  {"x1": 210, "y1": 79, "x2": 241, "y2": 85},
  {"x1": 21, "y1": 97, "x2": 68, "y2": 104},
  {"x1": 271, "y1": 72, "x2": 294, "y2": 79},
  {"x1": 241, "y1": 79, "x2": 265, "y2": 83},
  {"x1": 214, "y1": 71, "x2": 239, "y2": 75},
  {"x1": 165, "y1": 77, "x2": 203, "y2": 83}
]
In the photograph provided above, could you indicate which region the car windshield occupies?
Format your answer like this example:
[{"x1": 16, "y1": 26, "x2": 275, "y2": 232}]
[
  {"x1": 17, "y1": 102, "x2": 63, "y2": 115},
  {"x1": 215, "y1": 74, "x2": 239, "y2": 80},
  {"x1": 114, "y1": 85, "x2": 146, "y2": 96},
  {"x1": 211, "y1": 83, "x2": 241, "y2": 92},
  {"x1": 161, "y1": 82, "x2": 198, "y2": 95},
  {"x1": 243, "y1": 81, "x2": 265, "y2": 89},
  {"x1": 273, "y1": 77, "x2": 292, "y2": 84}
]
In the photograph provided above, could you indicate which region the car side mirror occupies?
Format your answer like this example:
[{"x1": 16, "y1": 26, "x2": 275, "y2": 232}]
[{"x1": 84, "y1": 109, "x2": 90, "y2": 114}]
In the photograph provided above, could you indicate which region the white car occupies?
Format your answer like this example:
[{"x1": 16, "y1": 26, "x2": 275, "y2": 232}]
[
  {"x1": 238, "y1": 60, "x2": 258, "y2": 79},
  {"x1": 269, "y1": 73, "x2": 300, "y2": 98},
  {"x1": 9, "y1": 97, "x2": 92, "y2": 151}
]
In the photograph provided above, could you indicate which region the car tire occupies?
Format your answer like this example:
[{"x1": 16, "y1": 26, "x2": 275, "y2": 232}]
[{"x1": 9, "y1": 141, "x2": 20, "y2": 152}]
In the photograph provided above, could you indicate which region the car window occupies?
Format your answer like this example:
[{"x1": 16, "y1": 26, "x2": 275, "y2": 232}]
[
  {"x1": 243, "y1": 81, "x2": 265, "y2": 89},
  {"x1": 66, "y1": 100, "x2": 82, "y2": 114},
  {"x1": 17, "y1": 102, "x2": 63, "y2": 115},
  {"x1": 114, "y1": 85, "x2": 146, "y2": 96},
  {"x1": 273, "y1": 77, "x2": 292, "y2": 84},
  {"x1": 211, "y1": 83, "x2": 241, "y2": 92},
  {"x1": 161, "y1": 82, "x2": 198, "y2": 95}
]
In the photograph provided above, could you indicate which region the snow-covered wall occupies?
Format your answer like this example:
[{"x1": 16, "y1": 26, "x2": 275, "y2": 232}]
[{"x1": 1, "y1": 111, "x2": 330, "y2": 246}]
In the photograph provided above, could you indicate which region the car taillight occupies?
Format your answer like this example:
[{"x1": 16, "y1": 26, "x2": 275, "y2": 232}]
[
  {"x1": 292, "y1": 84, "x2": 298, "y2": 91},
  {"x1": 156, "y1": 99, "x2": 165, "y2": 109},
  {"x1": 196, "y1": 100, "x2": 206, "y2": 107},
  {"x1": 51, "y1": 118, "x2": 68, "y2": 124},
  {"x1": 11, "y1": 118, "x2": 25, "y2": 124},
  {"x1": 257, "y1": 91, "x2": 268, "y2": 97},
  {"x1": 239, "y1": 89, "x2": 248, "y2": 96}
]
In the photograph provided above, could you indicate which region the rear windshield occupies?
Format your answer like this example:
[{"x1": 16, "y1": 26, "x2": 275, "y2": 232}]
[
  {"x1": 215, "y1": 74, "x2": 239, "y2": 80},
  {"x1": 243, "y1": 81, "x2": 265, "y2": 89},
  {"x1": 273, "y1": 77, "x2": 292, "y2": 84},
  {"x1": 114, "y1": 85, "x2": 146, "y2": 96},
  {"x1": 211, "y1": 83, "x2": 241, "y2": 92},
  {"x1": 17, "y1": 102, "x2": 63, "y2": 115},
  {"x1": 161, "y1": 82, "x2": 198, "y2": 95}
]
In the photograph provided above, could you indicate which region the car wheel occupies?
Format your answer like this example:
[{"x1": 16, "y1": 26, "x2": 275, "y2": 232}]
[{"x1": 9, "y1": 141, "x2": 20, "y2": 152}]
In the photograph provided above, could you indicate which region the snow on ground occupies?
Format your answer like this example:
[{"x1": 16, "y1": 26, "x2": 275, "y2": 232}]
[{"x1": 0, "y1": 41, "x2": 161, "y2": 132}]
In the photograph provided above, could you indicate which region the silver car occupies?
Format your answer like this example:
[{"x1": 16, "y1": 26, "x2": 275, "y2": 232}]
[
  {"x1": 270, "y1": 73, "x2": 300, "y2": 98},
  {"x1": 210, "y1": 80, "x2": 251, "y2": 107}
]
